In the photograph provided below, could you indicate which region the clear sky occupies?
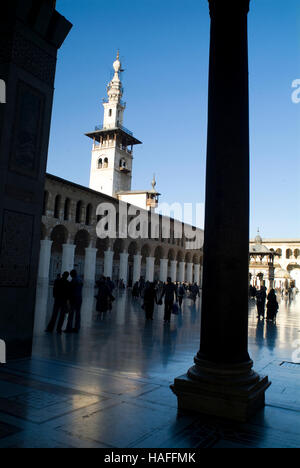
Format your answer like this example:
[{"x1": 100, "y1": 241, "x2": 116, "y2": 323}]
[{"x1": 49, "y1": 0, "x2": 300, "y2": 239}]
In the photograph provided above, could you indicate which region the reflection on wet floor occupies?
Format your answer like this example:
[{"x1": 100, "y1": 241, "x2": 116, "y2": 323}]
[{"x1": 0, "y1": 286, "x2": 299, "y2": 448}]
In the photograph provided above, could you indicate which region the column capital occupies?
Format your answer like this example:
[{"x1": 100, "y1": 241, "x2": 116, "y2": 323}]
[{"x1": 208, "y1": 0, "x2": 250, "y2": 17}]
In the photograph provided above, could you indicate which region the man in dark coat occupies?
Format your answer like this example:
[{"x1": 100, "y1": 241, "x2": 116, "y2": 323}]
[
  {"x1": 96, "y1": 276, "x2": 115, "y2": 314},
  {"x1": 65, "y1": 270, "x2": 83, "y2": 333},
  {"x1": 160, "y1": 277, "x2": 178, "y2": 323},
  {"x1": 256, "y1": 285, "x2": 267, "y2": 319},
  {"x1": 46, "y1": 272, "x2": 70, "y2": 334}
]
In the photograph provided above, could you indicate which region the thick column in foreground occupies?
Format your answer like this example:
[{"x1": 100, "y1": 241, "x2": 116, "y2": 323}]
[
  {"x1": 0, "y1": 2, "x2": 71, "y2": 360},
  {"x1": 171, "y1": 0, "x2": 270, "y2": 422}
]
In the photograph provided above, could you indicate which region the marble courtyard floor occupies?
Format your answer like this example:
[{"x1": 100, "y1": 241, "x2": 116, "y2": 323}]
[{"x1": 0, "y1": 289, "x2": 299, "y2": 448}]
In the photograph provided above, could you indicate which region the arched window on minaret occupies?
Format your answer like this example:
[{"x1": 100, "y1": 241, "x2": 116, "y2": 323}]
[
  {"x1": 120, "y1": 158, "x2": 126, "y2": 169},
  {"x1": 98, "y1": 158, "x2": 103, "y2": 169},
  {"x1": 104, "y1": 158, "x2": 108, "y2": 168}
]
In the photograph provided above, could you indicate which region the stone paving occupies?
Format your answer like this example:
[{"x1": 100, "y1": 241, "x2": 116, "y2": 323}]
[{"x1": 0, "y1": 288, "x2": 299, "y2": 448}]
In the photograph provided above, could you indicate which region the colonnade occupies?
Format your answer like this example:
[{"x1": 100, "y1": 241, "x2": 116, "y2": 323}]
[{"x1": 37, "y1": 240, "x2": 203, "y2": 287}]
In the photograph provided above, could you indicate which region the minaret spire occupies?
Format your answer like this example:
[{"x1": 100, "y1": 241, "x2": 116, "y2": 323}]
[{"x1": 102, "y1": 52, "x2": 125, "y2": 130}]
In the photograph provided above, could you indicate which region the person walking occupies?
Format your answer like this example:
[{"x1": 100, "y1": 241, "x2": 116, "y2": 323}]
[
  {"x1": 45, "y1": 272, "x2": 70, "y2": 334},
  {"x1": 190, "y1": 283, "x2": 200, "y2": 304},
  {"x1": 160, "y1": 277, "x2": 178, "y2": 323},
  {"x1": 132, "y1": 281, "x2": 140, "y2": 298},
  {"x1": 143, "y1": 282, "x2": 157, "y2": 320},
  {"x1": 64, "y1": 270, "x2": 83, "y2": 333},
  {"x1": 266, "y1": 289, "x2": 279, "y2": 322},
  {"x1": 96, "y1": 276, "x2": 115, "y2": 315},
  {"x1": 178, "y1": 283, "x2": 185, "y2": 309},
  {"x1": 256, "y1": 286, "x2": 267, "y2": 319}
]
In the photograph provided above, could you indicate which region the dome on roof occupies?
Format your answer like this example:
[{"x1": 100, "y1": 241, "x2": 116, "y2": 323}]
[
  {"x1": 255, "y1": 229, "x2": 262, "y2": 244},
  {"x1": 275, "y1": 268, "x2": 291, "y2": 279},
  {"x1": 250, "y1": 244, "x2": 271, "y2": 254}
]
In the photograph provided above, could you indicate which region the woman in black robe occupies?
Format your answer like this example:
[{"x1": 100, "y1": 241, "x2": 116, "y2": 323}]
[
  {"x1": 143, "y1": 282, "x2": 157, "y2": 320},
  {"x1": 266, "y1": 289, "x2": 279, "y2": 322},
  {"x1": 96, "y1": 277, "x2": 115, "y2": 314}
]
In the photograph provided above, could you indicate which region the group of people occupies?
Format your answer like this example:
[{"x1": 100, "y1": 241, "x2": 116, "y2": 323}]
[
  {"x1": 46, "y1": 271, "x2": 201, "y2": 333},
  {"x1": 133, "y1": 278, "x2": 200, "y2": 323},
  {"x1": 45, "y1": 270, "x2": 83, "y2": 335},
  {"x1": 253, "y1": 286, "x2": 279, "y2": 322}
]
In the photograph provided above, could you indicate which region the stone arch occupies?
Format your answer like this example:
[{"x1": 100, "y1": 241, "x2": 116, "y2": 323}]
[
  {"x1": 113, "y1": 238, "x2": 125, "y2": 261},
  {"x1": 294, "y1": 249, "x2": 300, "y2": 259},
  {"x1": 177, "y1": 250, "x2": 184, "y2": 262},
  {"x1": 74, "y1": 229, "x2": 90, "y2": 256},
  {"x1": 168, "y1": 249, "x2": 176, "y2": 262},
  {"x1": 141, "y1": 244, "x2": 151, "y2": 264},
  {"x1": 287, "y1": 263, "x2": 300, "y2": 287},
  {"x1": 154, "y1": 245, "x2": 165, "y2": 266},
  {"x1": 193, "y1": 253, "x2": 200, "y2": 264},
  {"x1": 276, "y1": 248, "x2": 282, "y2": 257},
  {"x1": 96, "y1": 237, "x2": 109, "y2": 258},
  {"x1": 185, "y1": 251, "x2": 192, "y2": 263},
  {"x1": 286, "y1": 249, "x2": 292, "y2": 259},
  {"x1": 128, "y1": 241, "x2": 138, "y2": 260},
  {"x1": 50, "y1": 225, "x2": 68, "y2": 253}
]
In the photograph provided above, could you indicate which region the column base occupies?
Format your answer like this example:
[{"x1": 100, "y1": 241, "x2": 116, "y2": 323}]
[{"x1": 171, "y1": 360, "x2": 271, "y2": 422}]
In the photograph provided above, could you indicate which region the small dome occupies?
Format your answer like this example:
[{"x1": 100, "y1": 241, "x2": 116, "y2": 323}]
[
  {"x1": 255, "y1": 229, "x2": 262, "y2": 244},
  {"x1": 275, "y1": 268, "x2": 291, "y2": 279}
]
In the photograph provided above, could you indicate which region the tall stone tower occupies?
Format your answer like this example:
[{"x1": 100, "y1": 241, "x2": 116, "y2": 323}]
[{"x1": 87, "y1": 53, "x2": 141, "y2": 197}]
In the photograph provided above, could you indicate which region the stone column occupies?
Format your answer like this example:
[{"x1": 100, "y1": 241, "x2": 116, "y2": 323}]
[
  {"x1": 133, "y1": 254, "x2": 142, "y2": 284},
  {"x1": 178, "y1": 262, "x2": 186, "y2": 283},
  {"x1": 194, "y1": 264, "x2": 200, "y2": 285},
  {"x1": 38, "y1": 240, "x2": 53, "y2": 283},
  {"x1": 160, "y1": 258, "x2": 169, "y2": 283},
  {"x1": 61, "y1": 244, "x2": 75, "y2": 274},
  {"x1": 119, "y1": 252, "x2": 129, "y2": 286},
  {"x1": 84, "y1": 247, "x2": 97, "y2": 288},
  {"x1": 146, "y1": 257, "x2": 155, "y2": 282},
  {"x1": 186, "y1": 263, "x2": 193, "y2": 284},
  {"x1": 170, "y1": 260, "x2": 177, "y2": 283},
  {"x1": 0, "y1": 2, "x2": 72, "y2": 359},
  {"x1": 171, "y1": 0, "x2": 270, "y2": 422},
  {"x1": 104, "y1": 250, "x2": 114, "y2": 278}
]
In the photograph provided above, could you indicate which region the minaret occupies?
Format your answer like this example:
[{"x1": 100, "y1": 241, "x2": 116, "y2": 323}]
[{"x1": 86, "y1": 52, "x2": 142, "y2": 197}]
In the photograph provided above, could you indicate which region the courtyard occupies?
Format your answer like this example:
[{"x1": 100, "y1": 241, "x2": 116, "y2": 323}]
[{"x1": 0, "y1": 289, "x2": 299, "y2": 448}]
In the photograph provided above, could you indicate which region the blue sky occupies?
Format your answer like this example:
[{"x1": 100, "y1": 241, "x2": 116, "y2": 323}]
[{"x1": 49, "y1": 0, "x2": 300, "y2": 239}]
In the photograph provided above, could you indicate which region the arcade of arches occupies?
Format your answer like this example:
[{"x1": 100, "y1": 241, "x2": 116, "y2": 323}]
[{"x1": 39, "y1": 174, "x2": 204, "y2": 287}]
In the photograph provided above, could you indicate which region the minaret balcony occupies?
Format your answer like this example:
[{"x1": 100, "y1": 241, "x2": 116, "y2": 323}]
[
  {"x1": 95, "y1": 124, "x2": 133, "y2": 137},
  {"x1": 119, "y1": 167, "x2": 131, "y2": 174},
  {"x1": 102, "y1": 98, "x2": 126, "y2": 107}
]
